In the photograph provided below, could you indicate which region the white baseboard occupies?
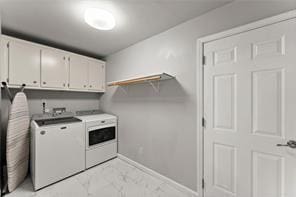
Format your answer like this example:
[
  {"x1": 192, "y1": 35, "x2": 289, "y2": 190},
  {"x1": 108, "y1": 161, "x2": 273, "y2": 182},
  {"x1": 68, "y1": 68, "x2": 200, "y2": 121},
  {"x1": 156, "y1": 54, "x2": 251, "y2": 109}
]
[{"x1": 117, "y1": 154, "x2": 199, "y2": 197}]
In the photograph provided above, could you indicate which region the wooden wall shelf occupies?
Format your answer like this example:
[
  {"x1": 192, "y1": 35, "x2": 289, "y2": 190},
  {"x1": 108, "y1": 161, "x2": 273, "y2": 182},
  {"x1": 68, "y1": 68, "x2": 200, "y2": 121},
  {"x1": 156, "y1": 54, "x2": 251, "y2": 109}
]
[{"x1": 107, "y1": 73, "x2": 175, "y2": 92}]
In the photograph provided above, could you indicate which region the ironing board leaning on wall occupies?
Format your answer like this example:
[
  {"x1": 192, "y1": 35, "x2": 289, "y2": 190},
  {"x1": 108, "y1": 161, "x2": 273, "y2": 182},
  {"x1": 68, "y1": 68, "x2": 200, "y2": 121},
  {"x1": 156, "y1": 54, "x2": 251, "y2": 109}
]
[{"x1": 2, "y1": 82, "x2": 30, "y2": 192}]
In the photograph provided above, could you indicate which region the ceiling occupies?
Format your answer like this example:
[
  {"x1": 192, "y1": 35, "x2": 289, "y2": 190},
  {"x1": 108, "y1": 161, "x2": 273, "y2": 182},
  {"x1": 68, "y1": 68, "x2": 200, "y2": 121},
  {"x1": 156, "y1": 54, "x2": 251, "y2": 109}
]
[{"x1": 0, "y1": 0, "x2": 232, "y2": 58}]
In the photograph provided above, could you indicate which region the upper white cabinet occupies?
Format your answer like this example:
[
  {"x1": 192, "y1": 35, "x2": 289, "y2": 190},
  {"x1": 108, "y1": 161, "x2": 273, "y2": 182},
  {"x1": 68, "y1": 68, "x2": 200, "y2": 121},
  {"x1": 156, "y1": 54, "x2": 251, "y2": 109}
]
[
  {"x1": 68, "y1": 55, "x2": 89, "y2": 90},
  {"x1": 68, "y1": 55, "x2": 105, "y2": 91},
  {"x1": 7, "y1": 39, "x2": 40, "y2": 87},
  {"x1": 41, "y1": 49, "x2": 68, "y2": 89},
  {"x1": 88, "y1": 60, "x2": 105, "y2": 91},
  {"x1": 0, "y1": 35, "x2": 106, "y2": 92}
]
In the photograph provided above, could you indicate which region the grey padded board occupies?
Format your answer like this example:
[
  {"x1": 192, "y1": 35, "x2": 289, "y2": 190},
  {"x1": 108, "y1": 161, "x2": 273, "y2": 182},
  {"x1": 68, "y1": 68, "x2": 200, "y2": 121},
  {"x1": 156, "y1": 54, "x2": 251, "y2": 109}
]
[{"x1": 6, "y1": 92, "x2": 30, "y2": 192}]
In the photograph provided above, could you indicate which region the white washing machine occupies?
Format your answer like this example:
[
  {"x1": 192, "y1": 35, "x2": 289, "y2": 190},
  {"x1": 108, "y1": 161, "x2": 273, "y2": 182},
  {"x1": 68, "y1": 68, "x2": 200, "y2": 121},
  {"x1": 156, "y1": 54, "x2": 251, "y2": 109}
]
[
  {"x1": 30, "y1": 114, "x2": 85, "y2": 190},
  {"x1": 76, "y1": 110, "x2": 117, "y2": 169}
]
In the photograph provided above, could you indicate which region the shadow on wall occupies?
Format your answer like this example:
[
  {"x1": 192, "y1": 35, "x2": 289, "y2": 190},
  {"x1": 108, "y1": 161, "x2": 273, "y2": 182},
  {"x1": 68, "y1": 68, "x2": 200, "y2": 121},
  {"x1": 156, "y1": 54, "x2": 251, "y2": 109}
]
[
  {"x1": 109, "y1": 78, "x2": 188, "y2": 103},
  {"x1": 20, "y1": 89, "x2": 103, "y2": 100},
  {"x1": 1, "y1": 89, "x2": 102, "y2": 114}
]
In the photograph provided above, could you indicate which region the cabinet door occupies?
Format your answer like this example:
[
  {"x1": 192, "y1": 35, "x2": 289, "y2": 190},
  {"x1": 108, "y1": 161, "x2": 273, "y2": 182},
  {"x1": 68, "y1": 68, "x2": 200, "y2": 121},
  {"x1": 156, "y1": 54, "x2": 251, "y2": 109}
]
[
  {"x1": 88, "y1": 60, "x2": 105, "y2": 91},
  {"x1": 41, "y1": 49, "x2": 68, "y2": 89},
  {"x1": 0, "y1": 38, "x2": 9, "y2": 83},
  {"x1": 8, "y1": 40, "x2": 40, "y2": 87},
  {"x1": 68, "y1": 55, "x2": 88, "y2": 90}
]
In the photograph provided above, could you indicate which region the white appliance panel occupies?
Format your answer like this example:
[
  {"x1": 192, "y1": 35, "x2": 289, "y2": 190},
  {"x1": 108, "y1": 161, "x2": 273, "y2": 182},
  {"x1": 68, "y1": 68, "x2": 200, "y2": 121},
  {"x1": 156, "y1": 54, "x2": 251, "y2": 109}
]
[
  {"x1": 33, "y1": 122, "x2": 85, "y2": 190},
  {"x1": 86, "y1": 142, "x2": 117, "y2": 169}
]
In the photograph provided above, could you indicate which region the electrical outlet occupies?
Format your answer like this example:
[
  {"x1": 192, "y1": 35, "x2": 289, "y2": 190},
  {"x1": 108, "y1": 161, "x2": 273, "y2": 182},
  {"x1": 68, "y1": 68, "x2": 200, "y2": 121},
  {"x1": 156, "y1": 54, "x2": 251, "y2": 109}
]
[
  {"x1": 138, "y1": 147, "x2": 144, "y2": 156},
  {"x1": 41, "y1": 99, "x2": 47, "y2": 105},
  {"x1": 41, "y1": 99, "x2": 47, "y2": 114}
]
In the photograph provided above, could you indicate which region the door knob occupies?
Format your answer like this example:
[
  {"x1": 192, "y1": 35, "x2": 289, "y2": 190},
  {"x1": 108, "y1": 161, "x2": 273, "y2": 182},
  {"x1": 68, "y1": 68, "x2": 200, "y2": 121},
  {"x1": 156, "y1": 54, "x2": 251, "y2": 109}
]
[{"x1": 277, "y1": 140, "x2": 296, "y2": 149}]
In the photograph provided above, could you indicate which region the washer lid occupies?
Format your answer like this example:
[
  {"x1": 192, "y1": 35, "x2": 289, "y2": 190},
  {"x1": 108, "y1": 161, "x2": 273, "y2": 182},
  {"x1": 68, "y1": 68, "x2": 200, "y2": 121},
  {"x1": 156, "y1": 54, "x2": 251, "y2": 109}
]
[{"x1": 35, "y1": 117, "x2": 82, "y2": 127}]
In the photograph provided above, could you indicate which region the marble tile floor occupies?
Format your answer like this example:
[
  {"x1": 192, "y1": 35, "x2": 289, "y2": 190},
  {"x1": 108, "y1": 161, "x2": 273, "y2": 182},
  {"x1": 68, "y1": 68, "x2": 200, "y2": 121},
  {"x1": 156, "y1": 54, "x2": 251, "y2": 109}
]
[{"x1": 5, "y1": 158, "x2": 194, "y2": 197}]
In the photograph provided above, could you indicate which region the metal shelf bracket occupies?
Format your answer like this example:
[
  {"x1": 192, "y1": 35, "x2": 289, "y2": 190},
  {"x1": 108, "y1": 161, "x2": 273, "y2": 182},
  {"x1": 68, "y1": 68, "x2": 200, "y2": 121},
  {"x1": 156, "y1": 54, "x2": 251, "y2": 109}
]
[
  {"x1": 148, "y1": 80, "x2": 160, "y2": 93},
  {"x1": 119, "y1": 86, "x2": 128, "y2": 94}
]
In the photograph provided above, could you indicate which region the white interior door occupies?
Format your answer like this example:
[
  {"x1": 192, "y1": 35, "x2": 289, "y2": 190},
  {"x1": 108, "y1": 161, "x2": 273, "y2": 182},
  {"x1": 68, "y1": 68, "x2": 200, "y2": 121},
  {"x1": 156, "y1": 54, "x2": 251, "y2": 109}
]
[
  {"x1": 41, "y1": 49, "x2": 68, "y2": 89},
  {"x1": 203, "y1": 18, "x2": 296, "y2": 197},
  {"x1": 8, "y1": 40, "x2": 40, "y2": 87},
  {"x1": 68, "y1": 55, "x2": 89, "y2": 90}
]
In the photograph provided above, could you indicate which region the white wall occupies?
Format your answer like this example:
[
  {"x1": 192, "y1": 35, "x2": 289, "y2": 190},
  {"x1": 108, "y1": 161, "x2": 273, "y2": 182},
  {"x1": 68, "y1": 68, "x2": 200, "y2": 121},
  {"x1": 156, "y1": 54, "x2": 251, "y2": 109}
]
[
  {"x1": 1, "y1": 89, "x2": 100, "y2": 116},
  {"x1": 1, "y1": 89, "x2": 101, "y2": 129},
  {"x1": 100, "y1": 1, "x2": 296, "y2": 193}
]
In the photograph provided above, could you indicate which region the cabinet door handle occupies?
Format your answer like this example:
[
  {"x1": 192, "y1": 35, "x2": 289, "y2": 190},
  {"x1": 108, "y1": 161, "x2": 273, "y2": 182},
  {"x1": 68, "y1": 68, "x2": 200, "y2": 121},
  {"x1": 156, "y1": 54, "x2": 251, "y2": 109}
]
[
  {"x1": 63, "y1": 83, "x2": 66, "y2": 87},
  {"x1": 60, "y1": 126, "x2": 67, "y2": 130},
  {"x1": 43, "y1": 82, "x2": 46, "y2": 85},
  {"x1": 83, "y1": 85, "x2": 86, "y2": 88},
  {"x1": 33, "y1": 81, "x2": 37, "y2": 84},
  {"x1": 89, "y1": 85, "x2": 92, "y2": 88}
]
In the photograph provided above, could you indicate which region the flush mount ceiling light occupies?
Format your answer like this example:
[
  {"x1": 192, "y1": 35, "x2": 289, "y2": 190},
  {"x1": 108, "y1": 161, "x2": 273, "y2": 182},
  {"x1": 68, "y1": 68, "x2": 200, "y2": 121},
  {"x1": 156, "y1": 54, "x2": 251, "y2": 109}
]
[{"x1": 84, "y1": 8, "x2": 116, "y2": 30}]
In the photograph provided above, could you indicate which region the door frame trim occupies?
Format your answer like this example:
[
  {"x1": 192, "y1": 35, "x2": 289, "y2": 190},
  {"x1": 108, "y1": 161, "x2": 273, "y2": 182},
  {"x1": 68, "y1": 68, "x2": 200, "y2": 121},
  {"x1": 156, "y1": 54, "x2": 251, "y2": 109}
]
[{"x1": 196, "y1": 9, "x2": 296, "y2": 197}]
